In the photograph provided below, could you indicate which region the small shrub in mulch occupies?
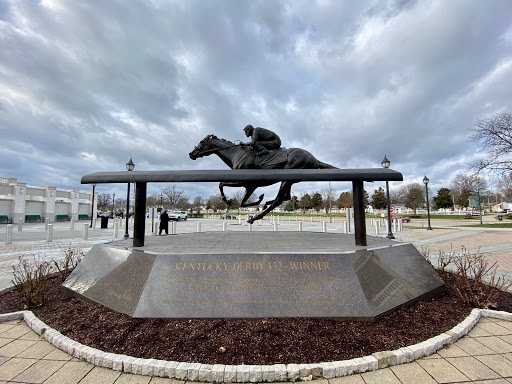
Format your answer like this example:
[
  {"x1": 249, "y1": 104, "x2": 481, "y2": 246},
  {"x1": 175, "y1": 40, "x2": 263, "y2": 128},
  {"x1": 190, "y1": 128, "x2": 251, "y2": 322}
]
[
  {"x1": 10, "y1": 254, "x2": 51, "y2": 308},
  {"x1": 422, "y1": 245, "x2": 512, "y2": 309}
]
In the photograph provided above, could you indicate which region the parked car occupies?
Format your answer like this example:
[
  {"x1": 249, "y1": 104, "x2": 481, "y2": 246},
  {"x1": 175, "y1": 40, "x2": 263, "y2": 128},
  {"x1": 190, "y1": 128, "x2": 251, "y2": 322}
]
[
  {"x1": 169, "y1": 211, "x2": 188, "y2": 221},
  {"x1": 392, "y1": 216, "x2": 410, "y2": 223},
  {"x1": 220, "y1": 214, "x2": 236, "y2": 219}
]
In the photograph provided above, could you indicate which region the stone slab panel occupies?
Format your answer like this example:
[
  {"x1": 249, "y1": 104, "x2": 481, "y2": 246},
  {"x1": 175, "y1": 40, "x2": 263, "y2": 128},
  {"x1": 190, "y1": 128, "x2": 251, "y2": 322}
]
[{"x1": 62, "y1": 240, "x2": 444, "y2": 320}]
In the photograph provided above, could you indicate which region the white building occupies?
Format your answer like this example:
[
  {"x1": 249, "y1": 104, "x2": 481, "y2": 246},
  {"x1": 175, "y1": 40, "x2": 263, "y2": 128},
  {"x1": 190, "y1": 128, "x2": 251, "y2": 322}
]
[{"x1": 0, "y1": 177, "x2": 96, "y2": 223}]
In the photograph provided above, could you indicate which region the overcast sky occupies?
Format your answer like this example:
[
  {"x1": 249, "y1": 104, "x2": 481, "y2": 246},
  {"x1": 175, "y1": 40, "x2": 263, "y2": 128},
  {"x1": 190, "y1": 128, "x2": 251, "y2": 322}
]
[{"x1": 1, "y1": 0, "x2": 511, "y2": 202}]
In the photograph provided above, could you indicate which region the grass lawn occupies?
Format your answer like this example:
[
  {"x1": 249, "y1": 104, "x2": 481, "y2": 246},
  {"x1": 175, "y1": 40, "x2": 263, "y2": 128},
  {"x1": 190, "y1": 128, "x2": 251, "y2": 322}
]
[
  {"x1": 217, "y1": 211, "x2": 512, "y2": 222},
  {"x1": 402, "y1": 214, "x2": 473, "y2": 220},
  {"x1": 403, "y1": 226, "x2": 452, "y2": 230},
  {"x1": 459, "y1": 223, "x2": 512, "y2": 228}
]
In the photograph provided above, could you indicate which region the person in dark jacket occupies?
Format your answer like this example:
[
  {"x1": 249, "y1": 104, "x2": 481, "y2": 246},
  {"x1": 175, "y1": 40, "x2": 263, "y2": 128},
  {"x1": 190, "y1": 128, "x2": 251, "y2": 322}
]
[{"x1": 159, "y1": 210, "x2": 170, "y2": 235}]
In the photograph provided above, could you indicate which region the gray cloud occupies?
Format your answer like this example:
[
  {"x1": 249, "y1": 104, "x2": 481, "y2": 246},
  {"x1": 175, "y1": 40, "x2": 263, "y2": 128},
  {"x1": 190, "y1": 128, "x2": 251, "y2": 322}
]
[{"x1": 1, "y1": 0, "x2": 511, "y2": 200}]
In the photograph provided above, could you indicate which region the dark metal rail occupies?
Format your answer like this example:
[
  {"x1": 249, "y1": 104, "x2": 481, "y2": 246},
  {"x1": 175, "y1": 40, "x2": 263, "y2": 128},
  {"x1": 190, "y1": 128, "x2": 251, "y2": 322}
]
[{"x1": 81, "y1": 168, "x2": 403, "y2": 247}]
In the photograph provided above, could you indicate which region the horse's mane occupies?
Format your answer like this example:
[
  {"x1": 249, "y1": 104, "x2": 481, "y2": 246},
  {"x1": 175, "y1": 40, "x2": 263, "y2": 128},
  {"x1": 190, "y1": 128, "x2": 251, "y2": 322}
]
[{"x1": 206, "y1": 134, "x2": 235, "y2": 146}]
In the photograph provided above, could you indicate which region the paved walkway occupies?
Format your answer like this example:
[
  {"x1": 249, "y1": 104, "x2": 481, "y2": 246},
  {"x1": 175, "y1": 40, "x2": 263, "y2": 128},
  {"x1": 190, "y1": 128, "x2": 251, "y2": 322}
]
[
  {"x1": 1, "y1": 316, "x2": 511, "y2": 383},
  {"x1": 394, "y1": 220, "x2": 512, "y2": 285},
  {"x1": 1, "y1": 217, "x2": 511, "y2": 383}
]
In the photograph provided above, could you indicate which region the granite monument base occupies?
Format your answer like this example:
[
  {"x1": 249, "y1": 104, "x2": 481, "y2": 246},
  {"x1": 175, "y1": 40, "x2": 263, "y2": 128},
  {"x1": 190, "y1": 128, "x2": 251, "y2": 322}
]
[{"x1": 62, "y1": 232, "x2": 444, "y2": 321}]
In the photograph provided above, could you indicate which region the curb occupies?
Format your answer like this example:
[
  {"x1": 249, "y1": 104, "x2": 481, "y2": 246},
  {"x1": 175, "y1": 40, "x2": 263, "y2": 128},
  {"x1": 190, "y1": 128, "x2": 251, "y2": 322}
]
[{"x1": 2, "y1": 308, "x2": 510, "y2": 382}]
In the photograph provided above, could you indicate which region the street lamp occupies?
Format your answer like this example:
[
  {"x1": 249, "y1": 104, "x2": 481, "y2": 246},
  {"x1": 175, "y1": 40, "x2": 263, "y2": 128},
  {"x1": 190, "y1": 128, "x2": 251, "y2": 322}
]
[
  {"x1": 124, "y1": 157, "x2": 135, "y2": 238},
  {"x1": 423, "y1": 175, "x2": 433, "y2": 230},
  {"x1": 160, "y1": 193, "x2": 163, "y2": 208},
  {"x1": 329, "y1": 181, "x2": 332, "y2": 221},
  {"x1": 112, "y1": 193, "x2": 115, "y2": 218},
  {"x1": 89, "y1": 184, "x2": 96, "y2": 228},
  {"x1": 381, "y1": 155, "x2": 394, "y2": 239}
]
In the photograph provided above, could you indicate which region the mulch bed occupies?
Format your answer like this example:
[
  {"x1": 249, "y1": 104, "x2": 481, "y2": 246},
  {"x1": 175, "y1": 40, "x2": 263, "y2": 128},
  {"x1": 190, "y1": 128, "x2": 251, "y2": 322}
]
[{"x1": 1, "y1": 271, "x2": 511, "y2": 365}]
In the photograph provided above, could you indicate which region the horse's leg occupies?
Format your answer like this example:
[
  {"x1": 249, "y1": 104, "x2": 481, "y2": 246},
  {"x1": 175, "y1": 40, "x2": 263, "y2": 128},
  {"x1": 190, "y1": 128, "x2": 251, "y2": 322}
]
[
  {"x1": 261, "y1": 181, "x2": 295, "y2": 210},
  {"x1": 219, "y1": 182, "x2": 244, "y2": 206},
  {"x1": 248, "y1": 182, "x2": 293, "y2": 223},
  {"x1": 239, "y1": 185, "x2": 264, "y2": 207},
  {"x1": 220, "y1": 182, "x2": 264, "y2": 207},
  {"x1": 241, "y1": 195, "x2": 264, "y2": 207},
  {"x1": 219, "y1": 182, "x2": 230, "y2": 205},
  {"x1": 262, "y1": 199, "x2": 274, "y2": 210}
]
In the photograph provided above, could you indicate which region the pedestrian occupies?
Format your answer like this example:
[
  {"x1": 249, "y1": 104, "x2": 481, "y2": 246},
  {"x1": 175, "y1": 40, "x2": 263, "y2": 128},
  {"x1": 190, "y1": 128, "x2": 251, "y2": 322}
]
[{"x1": 159, "y1": 210, "x2": 170, "y2": 235}]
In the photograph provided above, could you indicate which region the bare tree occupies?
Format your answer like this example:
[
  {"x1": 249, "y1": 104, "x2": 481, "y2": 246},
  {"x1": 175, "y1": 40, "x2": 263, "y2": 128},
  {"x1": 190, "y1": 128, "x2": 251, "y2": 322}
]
[
  {"x1": 207, "y1": 194, "x2": 227, "y2": 212},
  {"x1": 390, "y1": 189, "x2": 406, "y2": 205},
  {"x1": 115, "y1": 197, "x2": 126, "y2": 210},
  {"x1": 176, "y1": 197, "x2": 191, "y2": 210},
  {"x1": 451, "y1": 173, "x2": 488, "y2": 192},
  {"x1": 320, "y1": 188, "x2": 336, "y2": 214},
  {"x1": 192, "y1": 196, "x2": 204, "y2": 212},
  {"x1": 146, "y1": 194, "x2": 161, "y2": 207},
  {"x1": 450, "y1": 174, "x2": 488, "y2": 207},
  {"x1": 497, "y1": 173, "x2": 512, "y2": 200},
  {"x1": 161, "y1": 185, "x2": 184, "y2": 208},
  {"x1": 97, "y1": 193, "x2": 111, "y2": 211},
  {"x1": 470, "y1": 112, "x2": 512, "y2": 175},
  {"x1": 391, "y1": 184, "x2": 413, "y2": 206}
]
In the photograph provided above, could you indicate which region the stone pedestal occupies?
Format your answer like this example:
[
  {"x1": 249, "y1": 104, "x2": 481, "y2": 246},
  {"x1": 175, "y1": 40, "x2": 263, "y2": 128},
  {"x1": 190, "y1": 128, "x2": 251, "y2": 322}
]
[{"x1": 62, "y1": 233, "x2": 444, "y2": 321}]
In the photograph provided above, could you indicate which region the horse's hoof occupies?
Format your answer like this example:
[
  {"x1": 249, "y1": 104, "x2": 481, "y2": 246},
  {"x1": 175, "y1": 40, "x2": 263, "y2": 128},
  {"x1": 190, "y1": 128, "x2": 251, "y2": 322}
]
[
  {"x1": 258, "y1": 194, "x2": 264, "y2": 201},
  {"x1": 247, "y1": 219, "x2": 254, "y2": 224}
]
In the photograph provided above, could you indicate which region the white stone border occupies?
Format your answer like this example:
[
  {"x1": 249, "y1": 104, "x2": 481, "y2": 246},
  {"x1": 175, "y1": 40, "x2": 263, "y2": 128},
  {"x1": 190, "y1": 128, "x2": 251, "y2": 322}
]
[{"x1": 1, "y1": 308, "x2": 511, "y2": 382}]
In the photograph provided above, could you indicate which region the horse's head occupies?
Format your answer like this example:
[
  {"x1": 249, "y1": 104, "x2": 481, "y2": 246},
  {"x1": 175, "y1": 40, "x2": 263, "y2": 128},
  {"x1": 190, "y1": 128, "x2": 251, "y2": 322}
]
[{"x1": 189, "y1": 134, "x2": 218, "y2": 160}]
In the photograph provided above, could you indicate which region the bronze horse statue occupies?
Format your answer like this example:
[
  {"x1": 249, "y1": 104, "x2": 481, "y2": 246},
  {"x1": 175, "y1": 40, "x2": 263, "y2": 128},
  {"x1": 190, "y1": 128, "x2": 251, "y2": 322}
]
[{"x1": 189, "y1": 134, "x2": 336, "y2": 223}]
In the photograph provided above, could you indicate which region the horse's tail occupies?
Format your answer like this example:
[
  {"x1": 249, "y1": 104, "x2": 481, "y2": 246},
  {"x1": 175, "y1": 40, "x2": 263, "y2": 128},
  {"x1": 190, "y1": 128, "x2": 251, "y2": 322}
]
[{"x1": 318, "y1": 161, "x2": 337, "y2": 169}]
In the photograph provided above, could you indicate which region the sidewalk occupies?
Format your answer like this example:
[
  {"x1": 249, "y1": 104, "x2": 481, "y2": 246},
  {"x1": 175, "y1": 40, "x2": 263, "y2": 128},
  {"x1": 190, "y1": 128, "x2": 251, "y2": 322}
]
[{"x1": 395, "y1": 221, "x2": 512, "y2": 285}]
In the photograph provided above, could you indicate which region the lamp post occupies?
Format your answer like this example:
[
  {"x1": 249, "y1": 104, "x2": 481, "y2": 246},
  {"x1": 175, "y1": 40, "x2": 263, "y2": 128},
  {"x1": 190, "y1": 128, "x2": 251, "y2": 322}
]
[
  {"x1": 124, "y1": 157, "x2": 135, "y2": 238},
  {"x1": 329, "y1": 181, "x2": 332, "y2": 220},
  {"x1": 89, "y1": 184, "x2": 96, "y2": 228},
  {"x1": 112, "y1": 193, "x2": 115, "y2": 219},
  {"x1": 423, "y1": 175, "x2": 433, "y2": 230},
  {"x1": 381, "y1": 155, "x2": 395, "y2": 239},
  {"x1": 160, "y1": 193, "x2": 163, "y2": 208}
]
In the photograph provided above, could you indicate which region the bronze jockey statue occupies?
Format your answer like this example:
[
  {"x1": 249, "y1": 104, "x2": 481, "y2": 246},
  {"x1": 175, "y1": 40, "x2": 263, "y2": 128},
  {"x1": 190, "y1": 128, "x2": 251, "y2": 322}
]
[
  {"x1": 242, "y1": 124, "x2": 282, "y2": 156},
  {"x1": 189, "y1": 129, "x2": 336, "y2": 223}
]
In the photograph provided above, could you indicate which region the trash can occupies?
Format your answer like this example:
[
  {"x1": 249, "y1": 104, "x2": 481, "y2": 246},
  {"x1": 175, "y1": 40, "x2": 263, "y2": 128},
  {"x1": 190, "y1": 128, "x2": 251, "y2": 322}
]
[
  {"x1": 498, "y1": 215, "x2": 503, "y2": 221},
  {"x1": 100, "y1": 216, "x2": 109, "y2": 228}
]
